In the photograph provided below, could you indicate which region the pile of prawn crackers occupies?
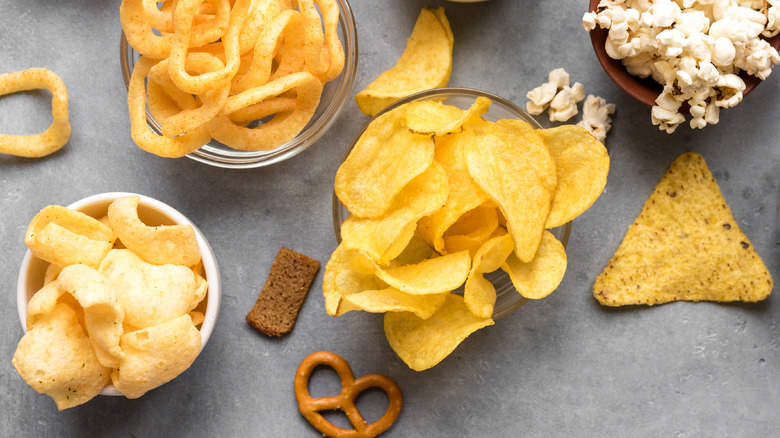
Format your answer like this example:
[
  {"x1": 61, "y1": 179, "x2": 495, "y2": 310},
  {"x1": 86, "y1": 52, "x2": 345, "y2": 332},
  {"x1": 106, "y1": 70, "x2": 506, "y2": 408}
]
[
  {"x1": 13, "y1": 196, "x2": 208, "y2": 409},
  {"x1": 325, "y1": 96, "x2": 609, "y2": 371},
  {"x1": 595, "y1": 152, "x2": 772, "y2": 306}
]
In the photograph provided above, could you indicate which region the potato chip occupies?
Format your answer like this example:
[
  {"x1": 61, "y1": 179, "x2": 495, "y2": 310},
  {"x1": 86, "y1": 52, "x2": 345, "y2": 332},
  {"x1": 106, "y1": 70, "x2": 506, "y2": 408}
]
[
  {"x1": 354, "y1": 7, "x2": 453, "y2": 116},
  {"x1": 406, "y1": 96, "x2": 490, "y2": 136},
  {"x1": 342, "y1": 289, "x2": 448, "y2": 320},
  {"x1": 340, "y1": 161, "x2": 448, "y2": 264},
  {"x1": 372, "y1": 250, "x2": 471, "y2": 295},
  {"x1": 322, "y1": 244, "x2": 386, "y2": 316},
  {"x1": 418, "y1": 131, "x2": 491, "y2": 253},
  {"x1": 464, "y1": 233, "x2": 514, "y2": 318},
  {"x1": 442, "y1": 204, "x2": 500, "y2": 257},
  {"x1": 0, "y1": 68, "x2": 70, "y2": 157},
  {"x1": 12, "y1": 303, "x2": 111, "y2": 410},
  {"x1": 594, "y1": 152, "x2": 772, "y2": 306},
  {"x1": 108, "y1": 195, "x2": 201, "y2": 267},
  {"x1": 335, "y1": 106, "x2": 435, "y2": 218},
  {"x1": 502, "y1": 230, "x2": 567, "y2": 300},
  {"x1": 25, "y1": 205, "x2": 116, "y2": 269},
  {"x1": 464, "y1": 122, "x2": 557, "y2": 263},
  {"x1": 538, "y1": 125, "x2": 610, "y2": 228},
  {"x1": 384, "y1": 294, "x2": 493, "y2": 371},
  {"x1": 112, "y1": 314, "x2": 201, "y2": 399},
  {"x1": 99, "y1": 249, "x2": 207, "y2": 328}
]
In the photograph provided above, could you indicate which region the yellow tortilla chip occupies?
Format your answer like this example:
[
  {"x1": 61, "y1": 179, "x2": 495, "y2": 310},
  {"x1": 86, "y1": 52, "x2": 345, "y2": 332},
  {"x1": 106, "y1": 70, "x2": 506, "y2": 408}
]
[{"x1": 594, "y1": 152, "x2": 773, "y2": 306}]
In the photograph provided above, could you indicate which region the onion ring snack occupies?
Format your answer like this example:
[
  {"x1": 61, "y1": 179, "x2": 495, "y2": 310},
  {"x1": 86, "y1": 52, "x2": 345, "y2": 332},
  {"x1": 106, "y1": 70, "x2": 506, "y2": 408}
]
[{"x1": 0, "y1": 68, "x2": 70, "y2": 157}]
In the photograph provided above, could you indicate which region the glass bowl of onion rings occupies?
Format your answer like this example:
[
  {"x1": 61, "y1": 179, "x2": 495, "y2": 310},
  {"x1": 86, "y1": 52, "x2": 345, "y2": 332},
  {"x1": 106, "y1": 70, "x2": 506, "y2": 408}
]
[{"x1": 120, "y1": 0, "x2": 358, "y2": 169}]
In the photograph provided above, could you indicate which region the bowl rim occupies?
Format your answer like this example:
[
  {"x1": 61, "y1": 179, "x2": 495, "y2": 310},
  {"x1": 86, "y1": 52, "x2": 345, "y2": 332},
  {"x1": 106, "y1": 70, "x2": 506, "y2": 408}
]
[
  {"x1": 330, "y1": 87, "x2": 572, "y2": 320},
  {"x1": 119, "y1": 0, "x2": 359, "y2": 169},
  {"x1": 587, "y1": 0, "x2": 780, "y2": 107},
  {"x1": 16, "y1": 191, "x2": 221, "y2": 396}
]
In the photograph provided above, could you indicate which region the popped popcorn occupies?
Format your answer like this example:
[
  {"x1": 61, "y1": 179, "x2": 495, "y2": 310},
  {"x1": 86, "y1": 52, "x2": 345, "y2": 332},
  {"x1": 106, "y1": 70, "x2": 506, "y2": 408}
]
[
  {"x1": 525, "y1": 68, "x2": 585, "y2": 121},
  {"x1": 577, "y1": 95, "x2": 617, "y2": 141},
  {"x1": 584, "y1": 0, "x2": 780, "y2": 133},
  {"x1": 525, "y1": 71, "x2": 616, "y2": 141}
]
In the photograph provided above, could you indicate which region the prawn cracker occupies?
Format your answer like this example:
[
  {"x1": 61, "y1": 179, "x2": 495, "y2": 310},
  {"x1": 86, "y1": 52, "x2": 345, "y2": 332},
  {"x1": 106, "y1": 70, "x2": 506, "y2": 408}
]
[
  {"x1": 246, "y1": 248, "x2": 321, "y2": 336},
  {"x1": 594, "y1": 152, "x2": 772, "y2": 306}
]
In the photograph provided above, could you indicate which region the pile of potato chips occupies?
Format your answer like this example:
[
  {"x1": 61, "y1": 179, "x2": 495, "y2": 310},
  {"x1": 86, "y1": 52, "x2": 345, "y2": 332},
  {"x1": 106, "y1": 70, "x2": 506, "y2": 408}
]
[
  {"x1": 325, "y1": 96, "x2": 609, "y2": 371},
  {"x1": 121, "y1": 0, "x2": 345, "y2": 157},
  {"x1": 13, "y1": 196, "x2": 208, "y2": 409},
  {"x1": 355, "y1": 7, "x2": 453, "y2": 117}
]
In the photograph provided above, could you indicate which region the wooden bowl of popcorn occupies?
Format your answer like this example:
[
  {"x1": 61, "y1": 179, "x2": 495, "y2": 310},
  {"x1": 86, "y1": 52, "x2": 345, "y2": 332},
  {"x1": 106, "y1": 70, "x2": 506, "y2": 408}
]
[{"x1": 586, "y1": 0, "x2": 780, "y2": 132}]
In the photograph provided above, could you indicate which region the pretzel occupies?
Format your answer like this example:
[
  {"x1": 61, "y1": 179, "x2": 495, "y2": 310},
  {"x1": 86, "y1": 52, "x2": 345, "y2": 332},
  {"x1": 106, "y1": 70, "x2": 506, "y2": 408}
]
[{"x1": 294, "y1": 351, "x2": 403, "y2": 438}]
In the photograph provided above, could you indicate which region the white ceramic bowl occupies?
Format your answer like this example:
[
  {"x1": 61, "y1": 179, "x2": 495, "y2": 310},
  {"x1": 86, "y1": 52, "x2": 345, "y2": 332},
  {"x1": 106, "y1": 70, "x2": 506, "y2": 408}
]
[{"x1": 16, "y1": 192, "x2": 221, "y2": 396}]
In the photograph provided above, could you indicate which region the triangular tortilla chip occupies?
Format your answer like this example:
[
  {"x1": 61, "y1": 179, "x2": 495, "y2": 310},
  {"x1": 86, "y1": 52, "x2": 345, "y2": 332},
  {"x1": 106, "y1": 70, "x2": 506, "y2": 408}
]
[{"x1": 594, "y1": 152, "x2": 772, "y2": 306}]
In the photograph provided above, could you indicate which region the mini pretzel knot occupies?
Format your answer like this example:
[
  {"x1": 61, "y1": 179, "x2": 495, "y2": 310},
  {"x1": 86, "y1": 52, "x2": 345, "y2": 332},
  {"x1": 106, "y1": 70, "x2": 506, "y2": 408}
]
[{"x1": 294, "y1": 351, "x2": 403, "y2": 438}]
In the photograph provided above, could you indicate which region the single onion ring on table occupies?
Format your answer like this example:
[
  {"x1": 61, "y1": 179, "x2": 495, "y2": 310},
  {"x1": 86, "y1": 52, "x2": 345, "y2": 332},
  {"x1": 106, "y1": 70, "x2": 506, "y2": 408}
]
[{"x1": 0, "y1": 68, "x2": 70, "y2": 158}]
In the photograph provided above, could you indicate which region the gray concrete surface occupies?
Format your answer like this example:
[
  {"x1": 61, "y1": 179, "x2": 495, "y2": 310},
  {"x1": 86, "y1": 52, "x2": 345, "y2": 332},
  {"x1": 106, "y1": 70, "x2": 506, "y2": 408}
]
[{"x1": 1, "y1": 0, "x2": 779, "y2": 436}]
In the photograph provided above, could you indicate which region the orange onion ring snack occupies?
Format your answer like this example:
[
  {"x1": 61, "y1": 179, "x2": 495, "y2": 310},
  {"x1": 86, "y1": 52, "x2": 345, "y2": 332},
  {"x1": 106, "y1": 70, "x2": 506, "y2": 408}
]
[{"x1": 0, "y1": 68, "x2": 70, "y2": 158}]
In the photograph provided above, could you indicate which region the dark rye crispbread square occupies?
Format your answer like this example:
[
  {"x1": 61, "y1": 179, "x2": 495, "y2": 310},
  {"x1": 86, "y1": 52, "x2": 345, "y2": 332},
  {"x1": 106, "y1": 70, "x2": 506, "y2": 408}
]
[{"x1": 246, "y1": 248, "x2": 321, "y2": 337}]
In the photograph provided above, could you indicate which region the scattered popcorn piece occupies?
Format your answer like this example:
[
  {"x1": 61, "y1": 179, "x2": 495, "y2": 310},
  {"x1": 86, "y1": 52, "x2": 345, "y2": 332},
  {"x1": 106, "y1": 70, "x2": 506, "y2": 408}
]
[
  {"x1": 549, "y1": 85, "x2": 583, "y2": 122},
  {"x1": 525, "y1": 69, "x2": 582, "y2": 120},
  {"x1": 577, "y1": 95, "x2": 616, "y2": 142},
  {"x1": 526, "y1": 82, "x2": 558, "y2": 115},
  {"x1": 583, "y1": 0, "x2": 780, "y2": 133}
]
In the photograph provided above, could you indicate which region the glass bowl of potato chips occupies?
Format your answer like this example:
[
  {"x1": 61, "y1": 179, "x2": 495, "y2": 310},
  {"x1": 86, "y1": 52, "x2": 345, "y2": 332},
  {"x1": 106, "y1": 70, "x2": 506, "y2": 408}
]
[
  {"x1": 328, "y1": 87, "x2": 610, "y2": 371},
  {"x1": 15, "y1": 192, "x2": 221, "y2": 408},
  {"x1": 332, "y1": 87, "x2": 573, "y2": 320},
  {"x1": 119, "y1": 0, "x2": 358, "y2": 168}
]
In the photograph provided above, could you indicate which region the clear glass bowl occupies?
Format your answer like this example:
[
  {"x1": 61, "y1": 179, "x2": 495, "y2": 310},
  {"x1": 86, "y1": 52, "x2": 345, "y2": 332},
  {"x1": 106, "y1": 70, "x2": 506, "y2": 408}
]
[
  {"x1": 120, "y1": 0, "x2": 358, "y2": 168},
  {"x1": 332, "y1": 88, "x2": 572, "y2": 320}
]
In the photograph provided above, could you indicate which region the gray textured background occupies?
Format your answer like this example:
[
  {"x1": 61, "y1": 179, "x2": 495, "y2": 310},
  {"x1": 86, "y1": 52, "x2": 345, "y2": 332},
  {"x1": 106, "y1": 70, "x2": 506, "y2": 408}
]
[{"x1": 2, "y1": 0, "x2": 779, "y2": 436}]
